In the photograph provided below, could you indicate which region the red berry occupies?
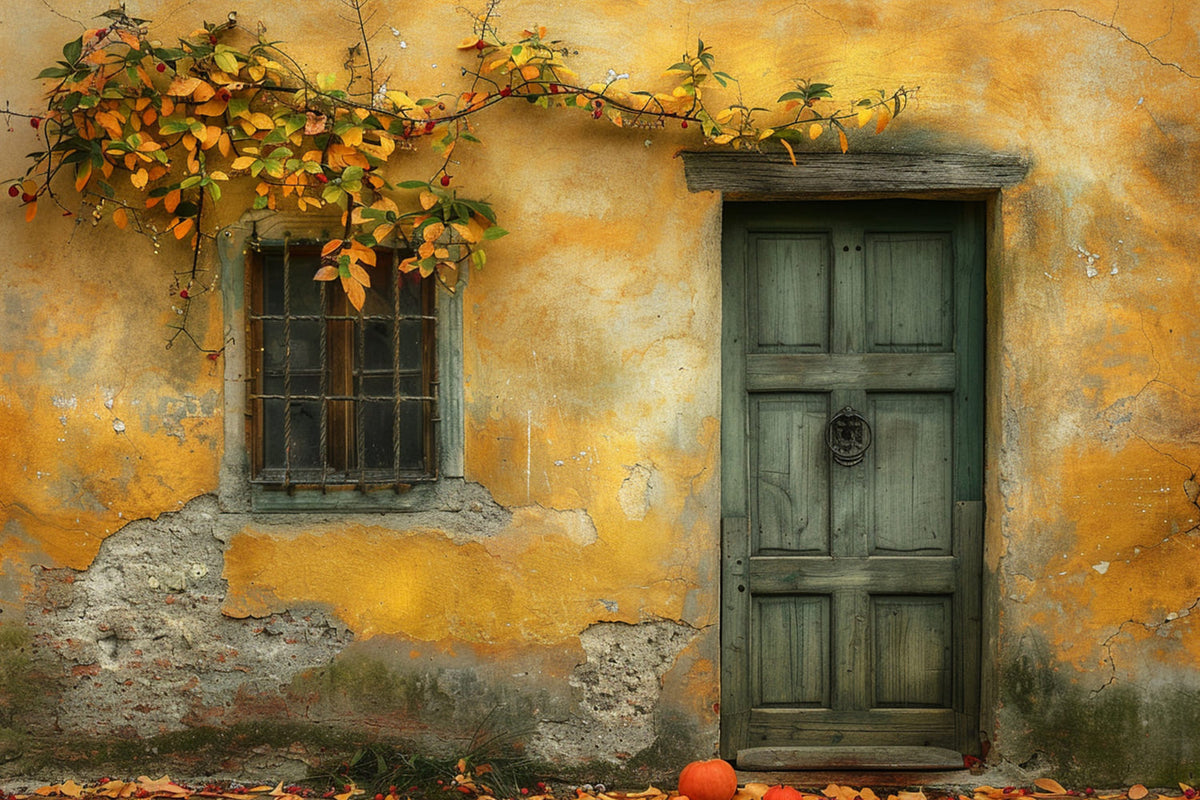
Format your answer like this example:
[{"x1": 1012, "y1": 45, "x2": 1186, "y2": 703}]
[
  {"x1": 424, "y1": 121, "x2": 435, "y2": 133},
  {"x1": 207, "y1": 352, "x2": 220, "y2": 361},
  {"x1": 681, "y1": 120, "x2": 689, "y2": 129},
  {"x1": 30, "y1": 117, "x2": 40, "y2": 129},
  {"x1": 499, "y1": 86, "x2": 512, "y2": 97},
  {"x1": 95, "y1": 28, "x2": 108, "y2": 38},
  {"x1": 315, "y1": 174, "x2": 328, "y2": 184},
  {"x1": 549, "y1": 84, "x2": 559, "y2": 94},
  {"x1": 7, "y1": 185, "x2": 18, "y2": 198},
  {"x1": 375, "y1": 793, "x2": 384, "y2": 799},
  {"x1": 474, "y1": 39, "x2": 486, "y2": 50},
  {"x1": 180, "y1": 289, "x2": 190, "y2": 299},
  {"x1": 209, "y1": 35, "x2": 217, "y2": 45},
  {"x1": 156, "y1": 62, "x2": 167, "y2": 73},
  {"x1": 21, "y1": 193, "x2": 34, "y2": 203},
  {"x1": 592, "y1": 109, "x2": 602, "y2": 119},
  {"x1": 439, "y1": 174, "x2": 451, "y2": 186},
  {"x1": 218, "y1": 89, "x2": 231, "y2": 101}
]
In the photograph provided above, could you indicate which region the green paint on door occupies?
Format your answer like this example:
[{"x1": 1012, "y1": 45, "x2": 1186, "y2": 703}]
[{"x1": 720, "y1": 201, "x2": 985, "y2": 762}]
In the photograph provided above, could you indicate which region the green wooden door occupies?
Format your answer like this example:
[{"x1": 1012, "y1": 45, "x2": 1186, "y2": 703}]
[{"x1": 720, "y1": 201, "x2": 985, "y2": 765}]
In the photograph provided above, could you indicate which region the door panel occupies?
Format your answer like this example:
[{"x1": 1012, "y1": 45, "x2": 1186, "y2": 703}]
[{"x1": 721, "y1": 201, "x2": 985, "y2": 762}]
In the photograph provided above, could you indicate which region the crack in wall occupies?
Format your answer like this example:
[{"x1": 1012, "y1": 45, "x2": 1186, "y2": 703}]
[
  {"x1": 1093, "y1": 595, "x2": 1200, "y2": 695},
  {"x1": 1004, "y1": 4, "x2": 1198, "y2": 80}
]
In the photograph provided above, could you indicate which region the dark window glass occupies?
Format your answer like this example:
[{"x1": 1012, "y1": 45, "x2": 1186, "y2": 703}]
[{"x1": 248, "y1": 243, "x2": 436, "y2": 488}]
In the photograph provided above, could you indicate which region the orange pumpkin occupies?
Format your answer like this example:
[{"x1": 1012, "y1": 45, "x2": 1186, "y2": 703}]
[
  {"x1": 677, "y1": 759, "x2": 738, "y2": 800},
  {"x1": 763, "y1": 787, "x2": 804, "y2": 800}
]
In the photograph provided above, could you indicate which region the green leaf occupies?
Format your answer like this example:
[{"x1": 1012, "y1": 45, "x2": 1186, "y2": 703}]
[
  {"x1": 227, "y1": 97, "x2": 250, "y2": 117},
  {"x1": 472, "y1": 249, "x2": 486, "y2": 270},
  {"x1": 482, "y1": 226, "x2": 509, "y2": 240},
  {"x1": 63, "y1": 37, "x2": 83, "y2": 65},
  {"x1": 666, "y1": 61, "x2": 691, "y2": 73},
  {"x1": 158, "y1": 118, "x2": 190, "y2": 134},
  {"x1": 180, "y1": 175, "x2": 204, "y2": 190},
  {"x1": 37, "y1": 66, "x2": 71, "y2": 80},
  {"x1": 777, "y1": 90, "x2": 806, "y2": 102},
  {"x1": 396, "y1": 180, "x2": 429, "y2": 190},
  {"x1": 252, "y1": 194, "x2": 269, "y2": 210},
  {"x1": 213, "y1": 50, "x2": 239, "y2": 73}
]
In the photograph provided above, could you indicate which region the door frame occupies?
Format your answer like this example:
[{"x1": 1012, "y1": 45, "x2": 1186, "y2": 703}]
[{"x1": 680, "y1": 150, "x2": 1029, "y2": 764}]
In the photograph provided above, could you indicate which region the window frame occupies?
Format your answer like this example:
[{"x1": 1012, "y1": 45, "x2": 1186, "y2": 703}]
[{"x1": 218, "y1": 211, "x2": 465, "y2": 513}]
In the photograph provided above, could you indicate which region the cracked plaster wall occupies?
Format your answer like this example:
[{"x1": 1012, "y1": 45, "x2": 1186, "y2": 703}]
[{"x1": 1, "y1": 0, "x2": 1199, "y2": 785}]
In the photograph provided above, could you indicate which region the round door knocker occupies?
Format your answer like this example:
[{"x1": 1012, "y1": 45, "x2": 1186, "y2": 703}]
[{"x1": 826, "y1": 406, "x2": 872, "y2": 466}]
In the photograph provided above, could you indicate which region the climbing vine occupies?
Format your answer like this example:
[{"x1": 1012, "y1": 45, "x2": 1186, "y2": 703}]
[{"x1": 3, "y1": 0, "x2": 911, "y2": 348}]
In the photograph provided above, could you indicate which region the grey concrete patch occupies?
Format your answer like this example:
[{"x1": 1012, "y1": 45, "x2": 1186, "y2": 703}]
[
  {"x1": 30, "y1": 496, "x2": 352, "y2": 737},
  {"x1": 531, "y1": 619, "x2": 696, "y2": 763}
]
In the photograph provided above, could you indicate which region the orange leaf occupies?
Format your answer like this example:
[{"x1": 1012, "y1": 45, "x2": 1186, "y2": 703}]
[
  {"x1": 808, "y1": 122, "x2": 823, "y2": 140},
  {"x1": 342, "y1": 274, "x2": 366, "y2": 309},
  {"x1": 74, "y1": 161, "x2": 93, "y2": 192},
  {"x1": 874, "y1": 106, "x2": 891, "y2": 135},
  {"x1": 24, "y1": 200, "x2": 37, "y2": 222},
  {"x1": 313, "y1": 265, "x2": 338, "y2": 281},
  {"x1": 780, "y1": 138, "x2": 796, "y2": 166},
  {"x1": 112, "y1": 207, "x2": 129, "y2": 229},
  {"x1": 1034, "y1": 781, "x2": 1066, "y2": 795},
  {"x1": 173, "y1": 217, "x2": 194, "y2": 240},
  {"x1": 1129, "y1": 787, "x2": 1148, "y2": 800},
  {"x1": 348, "y1": 262, "x2": 371, "y2": 287},
  {"x1": 164, "y1": 189, "x2": 181, "y2": 214},
  {"x1": 838, "y1": 128, "x2": 849, "y2": 153},
  {"x1": 321, "y1": 239, "x2": 344, "y2": 257}
]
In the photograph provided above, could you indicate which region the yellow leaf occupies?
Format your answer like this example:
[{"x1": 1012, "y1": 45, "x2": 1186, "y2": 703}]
[
  {"x1": 313, "y1": 265, "x2": 338, "y2": 281},
  {"x1": 248, "y1": 112, "x2": 274, "y2": 130},
  {"x1": 856, "y1": 106, "x2": 874, "y2": 128},
  {"x1": 1129, "y1": 787, "x2": 1148, "y2": 800},
  {"x1": 780, "y1": 138, "x2": 796, "y2": 166},
  {"x1": 1034, "y1": 781, "x2": 1066, "y2": 795},
  {"x1": 112, "y1": 207, "x2": 128, "y2": 229},
  {"x1": 419, "y1": 191, "x2": 438, "y2": 211},
  {"x1": 715, "y1": 108, "x2": 735, "y2": 123},
  {"x1": 808, "y1": 123, "x2": 823, "y2": 140},
  {"x1": 130, "y1": 168, "x2": 149, "y2": 189},
  {"x1": 457, "y1": 36, "x2": 482, "y2": 49},
  {"x1": 340, "y1": 126, "x2": 363, "y2": 147},
  {"x1": 758, "y1": 128, "x2": 775, "y2": 140},
  {"x1": 710, "y1": 133, "x2": 734, "y2": 145},
  {"x1": 173, "y1": 217, "x2": 194, "y2": 240},
  {"x1": 838, "y1": 128, "x2": 849, "y2": 153},
  {"x1": 423, "y1": 222, "x2": 445, "y2": 243}
]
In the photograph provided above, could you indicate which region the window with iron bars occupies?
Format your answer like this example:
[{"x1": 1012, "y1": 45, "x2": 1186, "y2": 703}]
[{"x1": 246, "y1": 238, "x2": 438, "y2": 490}]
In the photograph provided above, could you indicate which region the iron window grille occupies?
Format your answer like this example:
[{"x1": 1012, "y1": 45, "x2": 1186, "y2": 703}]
[{"x1": 246, "y1": 235, "x2": 438, "y2": 491}]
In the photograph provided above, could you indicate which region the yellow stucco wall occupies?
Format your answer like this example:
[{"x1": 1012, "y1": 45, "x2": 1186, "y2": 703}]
[{"x1": 2, "y1": 0, "x2": 1199, "y2": 782}]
